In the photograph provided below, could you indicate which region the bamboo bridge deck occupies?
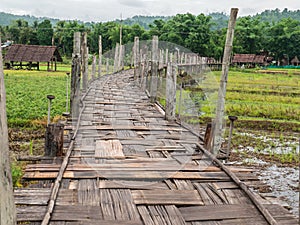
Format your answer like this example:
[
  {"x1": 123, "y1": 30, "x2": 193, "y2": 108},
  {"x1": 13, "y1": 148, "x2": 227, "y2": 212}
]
[{"x1": 14, "y1": 70, "x2": 298, "y2": 225}]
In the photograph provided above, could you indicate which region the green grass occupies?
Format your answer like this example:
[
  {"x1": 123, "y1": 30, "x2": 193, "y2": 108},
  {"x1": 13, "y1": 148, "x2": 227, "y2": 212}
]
[{"x1": 4, "y1": 69, "x2": 70, "y2": 127}]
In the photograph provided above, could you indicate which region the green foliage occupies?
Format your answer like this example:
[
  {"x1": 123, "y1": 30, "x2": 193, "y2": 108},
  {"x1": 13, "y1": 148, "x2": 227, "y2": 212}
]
[
  {"x1": 37, "y1": 20, "x2": 54, "y2": 45},
  {"x1": 1, "y1": 9, "x2": 300, "y2": 63},
  {"x1": 11, "y1": 162, "x2": 23, "y2": 187}
]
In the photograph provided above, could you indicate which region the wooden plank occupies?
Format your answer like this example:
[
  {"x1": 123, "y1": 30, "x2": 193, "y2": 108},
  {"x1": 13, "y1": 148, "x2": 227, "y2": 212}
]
[
  {"x1": 95, "y1": 140, "x2": 125, "y2": 159},
  {"x1": 65, "y1": 221, "x2": 142, "y2": 225},
  {"x1": 179, "y1": 204, "x2": 260, "y2": 221},
  {"x1": 78, "y1": 125, "x2": 184, "y2": 132},
  {"x1": 132, "y1": 190, "x2": 203, "y2": 205},
  {"x1": 23, "y1": 171, "x2": 233, "y2": 180},
  {"x1": 98, "y1": 180, "x2": 169, "y2": 190}
]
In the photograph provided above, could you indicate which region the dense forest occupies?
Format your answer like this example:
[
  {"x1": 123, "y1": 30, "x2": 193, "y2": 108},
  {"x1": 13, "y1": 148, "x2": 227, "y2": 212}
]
[{"x1": 0, "y1": 8, "x2": 300, "y2": 62}]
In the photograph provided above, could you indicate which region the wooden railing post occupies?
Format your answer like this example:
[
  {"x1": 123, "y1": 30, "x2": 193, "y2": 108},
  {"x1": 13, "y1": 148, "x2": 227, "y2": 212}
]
[
  {"x1": 133, "y1": 37, "x2": 139, "y2": 80},
  {"x1": 92, "y1": 54, "x2": 96, "y2": 80},
  {"x1": 0, "y1": 36, "x2": 17, "y2": 225},
  {"x1": 118, "y1": 44, "x2": 124, "y2": 71},
  {"x1": 106, "y1": 58, "x2": 109, "y2": 74},
  {"x1": 81, "y1": 32, "x2": 88, "y2": 91},
  {"x1": 165, "y1": 62, "x2": 177, "y2": 121},
  {"x1": 113, "y1": 43, "x2": 120, "y2": 73},
  {"x1": 98, "y1": 35, "x2": 102, "y2": 77},
  {"x1": 150, "y1": 35, "x2": 159, "y2": 103},
  {"x1": 212, "y1": 8, "x2": 238, "y2": 155},
  {"x1": 71, "y1": 32, "x2": 81, "y2": 119}
]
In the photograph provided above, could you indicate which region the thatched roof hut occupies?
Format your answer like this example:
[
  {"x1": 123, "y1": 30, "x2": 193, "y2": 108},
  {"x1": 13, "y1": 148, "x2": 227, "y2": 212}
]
[
  {"x1": 4, "y1": 44, "x2": 62, "y2": 70},
  {"x1": 291, "y1": 56, "x2": 299, "y2": 66},
  {"x1": 232, "y1": 54, "x2": 266, "y2": 66}
]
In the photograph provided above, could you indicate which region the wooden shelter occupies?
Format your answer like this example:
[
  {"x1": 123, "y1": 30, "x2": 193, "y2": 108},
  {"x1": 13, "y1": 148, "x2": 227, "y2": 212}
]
[
  {"x1": 232, "y1": 54, "x2": 266, "y2": 67},
  {"x1": 4, "y1": 44, "x2": 63, "y2": 71},
  {"x1": 291, "y1": 56, "x2": 299, "y2": 66}
]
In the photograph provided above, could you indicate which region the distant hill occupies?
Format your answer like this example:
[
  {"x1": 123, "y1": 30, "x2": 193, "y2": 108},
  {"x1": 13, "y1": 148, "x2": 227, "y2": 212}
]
[
  {"x1": 1, "y1": 9, "x2": 300, "y2": 29},
  {"x1": 252, "y1": 8, "x2": 300, "y2": 23},
  {"x1": 115, "y1": 15, "x2": 171, "y2": 29},
  {"x1": 0, "y1": 12, "x2": 60, "y2": 26}
]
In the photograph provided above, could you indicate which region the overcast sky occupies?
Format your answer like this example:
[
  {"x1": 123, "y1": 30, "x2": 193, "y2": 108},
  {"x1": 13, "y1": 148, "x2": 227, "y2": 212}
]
[{"x1": 1, "y1": 0, "x2": 299, "y2": 22}]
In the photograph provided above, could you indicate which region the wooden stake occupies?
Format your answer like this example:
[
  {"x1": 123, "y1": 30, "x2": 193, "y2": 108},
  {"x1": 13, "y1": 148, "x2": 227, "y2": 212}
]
[
  {"x1": 44, "y1": 123, "x2": 64, "y2": 157},
  {"x1": 0, "y1": 36, "x2": 17, "y2": 225},
  {"x1": 165, "y1": 62, "x2": 177, "y2": 121},
  {"x1": 81, "y1": 32, "x2": 88, "y2": 91},
  {"x1": 150, "y1": 36, "x2": 159, "y2": 103},
  {"x1": 98, "y1": 35, "x2": 102, "y2": 77},
  {"x1": 70, "y1": 32, "x2": 81, "y2": 119},
  {"x1": 133, "y1": 36, "x2": 139, "y2": 80},
  {"x1": 212, "y1": 8, "x2": 238, "y2": 155},
  {"x1": 113, "y1": 43, "x2": 120, "y2": 73},
  {"x1": 92, "y1": 54, "x2": 96, "y2": 80}
]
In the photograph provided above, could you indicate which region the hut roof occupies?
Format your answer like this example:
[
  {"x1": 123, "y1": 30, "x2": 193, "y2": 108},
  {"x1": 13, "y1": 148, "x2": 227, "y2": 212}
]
[
  {"x1": 232, "y1": 54, "x2": 265, "y2": 64},
  {"x1": 291, "y1": 56, "x2": 299, "y2": 63},
  {"x1": 4, "y1": 44, "x2": 63, "y2": 62}
]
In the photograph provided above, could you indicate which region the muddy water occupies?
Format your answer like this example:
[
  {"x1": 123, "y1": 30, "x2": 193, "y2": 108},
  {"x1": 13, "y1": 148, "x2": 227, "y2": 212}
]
[{"x1": 258, "y1": 165, "x2": 299, "y2": 218}]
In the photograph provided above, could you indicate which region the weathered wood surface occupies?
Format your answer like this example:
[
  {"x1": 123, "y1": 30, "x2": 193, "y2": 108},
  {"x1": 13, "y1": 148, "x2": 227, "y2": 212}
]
[
  {"x1": 14, "y1": 70, "x2": 298, "y2": 224},
  {"x1": 0, "y1": 36, "x2": 17, "y2": 225}
]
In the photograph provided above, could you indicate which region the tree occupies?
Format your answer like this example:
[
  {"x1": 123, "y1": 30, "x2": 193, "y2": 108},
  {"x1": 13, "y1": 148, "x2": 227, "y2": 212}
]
[
  {"x1": 0, "y1": 36, "x2": 16, "y2": 225},
  {"x1": 37, "y1": 20, "x2": 54, "y2": 45},
  {"x1": 184, "y1": 14, "x2": 212, "y2": 56},
  {"x1": 234, "y1": 16, "x2": 268, "y2": 54},
  {"x1": 267, "y1": 18, "x2": 300, "y2": 60},
  {"x1": 54, "y1": 21, "x2": 86, "y2": 56}
]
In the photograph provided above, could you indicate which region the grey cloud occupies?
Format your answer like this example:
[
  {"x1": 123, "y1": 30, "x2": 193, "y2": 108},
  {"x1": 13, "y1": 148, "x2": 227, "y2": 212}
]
[{"x1": 118, "y1": 0, "x2": 147, "y2": 8}]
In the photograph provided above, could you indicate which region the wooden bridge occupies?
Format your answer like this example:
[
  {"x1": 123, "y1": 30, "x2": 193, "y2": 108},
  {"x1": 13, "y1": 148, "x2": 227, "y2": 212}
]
[{"x1": 14, "y1": 69, "x2": 298, "y2": 224}]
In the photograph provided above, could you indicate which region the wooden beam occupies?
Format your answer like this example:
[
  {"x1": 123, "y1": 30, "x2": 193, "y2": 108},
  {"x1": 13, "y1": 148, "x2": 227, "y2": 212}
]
[
  {"x1": 213, "y1": 8, "x2": 239, "y2": 155},
  {"x1": 0, "y1": 36, "x2": 17, "y2": 225}
]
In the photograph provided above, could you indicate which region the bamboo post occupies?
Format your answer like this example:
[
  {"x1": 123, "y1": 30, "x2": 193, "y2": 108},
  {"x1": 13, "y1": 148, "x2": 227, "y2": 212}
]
[
  {"x1": 81, "y1": 32, "x2": 88, "y2": 91},
  {"x1": 150, "y1": 36, "x2": 159, "y2": 103},
  {"x1": 133, "y1": 37, "x2": 139, "y2": 80},
  {"x1": 118, "y1": 44, "x2": 123, "y2": 71},
  {"x1": 70, "y1": 32, "x2": 81, "y2": 119},
  {"x1": 121, "y1": 45, "x2": 125, "y2": 69},
  {"x1": 106, "y1": 58, "x2": 109, "y2": 74},
  {"x1": 165, "y1": 62, "x2": 177, "y2": 121},
  {"x1": 212, "y1": 8, "x2": 238, "y2": 155},
  {"x1": 92, "y1": 54, "x2": 96, "y2": 80},
  {"x1": 165, "y1": 49, "x2": 169, "y2": 65},
  {"x1": 0, "y1": 36, "x2": 17, "y2": 225},
  {"x1": 98, "y1": 35, "x2": 102, "y2": 77},
  {"x1": 113, "y1": 43, "x2": 120, "y2": 73}
]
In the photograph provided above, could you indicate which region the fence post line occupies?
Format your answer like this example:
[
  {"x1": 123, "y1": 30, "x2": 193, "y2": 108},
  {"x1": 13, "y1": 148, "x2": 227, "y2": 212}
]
[
  {"x1": 212, "y1": 8, "x2": 239, "y2": 155},
  {"x1": 150, "y1": 36, "x2": 159, "y2": 103},
  {"x1": 113, "y1": 43, "x2": 120, "y2": 73},
  {"x1": 98, "y1": 35, "x2": 102, "y2": 77},
  {"x1": 71, "y1": 32, "x2": 81, "y2": 119},
  {"x1": 81, "y1": 32, "x2": 88, "y2": 91},
  {"x1": 0, "y1": 35, "x2": 17, "y2": 225},
  {"x1": 165, "y1": 62, "x2": 177, "y2": 121}
]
